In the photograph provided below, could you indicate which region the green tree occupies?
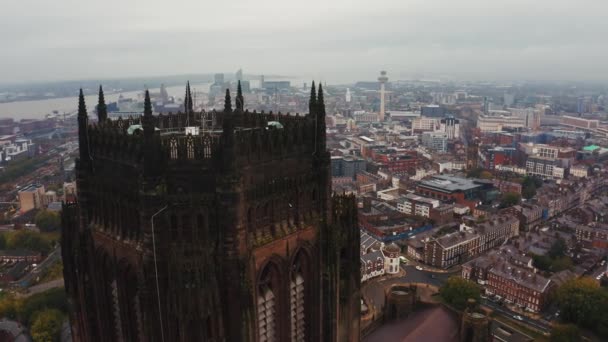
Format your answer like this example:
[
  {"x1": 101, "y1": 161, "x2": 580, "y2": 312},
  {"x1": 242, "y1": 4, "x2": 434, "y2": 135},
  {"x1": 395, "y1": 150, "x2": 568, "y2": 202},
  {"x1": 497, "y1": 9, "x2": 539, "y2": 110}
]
[
  {"x1": 439, "y1": 277, "x2": 481, "y2": 311},
  {"x1": 522, "y1": 183, "x2": 536, "y2": 199},
  {"x1": 0, "y1": 295, "x2": 20, "y2": 320},
  {"x1": 466, "y1": 167, "x2": 483, "y2": 178},
  {"x1": 551, "y1": 256, "x2": 573, "y2": 272},
  {"x1": 479, "y1": 171, "x2": 493, "y2": 179},
  {"x1": 521, "y1": 176, "x2": 540, "y2": 199},
  {"x1": 550, "y1": 324, "x2": 582, "y2": 342},
  {"x1": 532, "y1": 254, "x2": 552, "y2": 271},
  {"x1": 555, "y1": 277, "x2": 608, "y2": 335},
  {"x1": 20, "y1": 288, "x2": 68, "y2": 325},
  {"x1": 548, "y1": 237, "x2": 567, "y2": 258},
  {"x1": 500, "y1": 192, "x2": 521, "y2": 208},
  {"x1": 5, "y1": 230, "x2": 51, "y2": 254},
  {"x1": 30, "y1": 308, "x2": 64, "y2": 342},
  {"x1": 35, "y1": 210, "x2": 61, "y2": 232}
]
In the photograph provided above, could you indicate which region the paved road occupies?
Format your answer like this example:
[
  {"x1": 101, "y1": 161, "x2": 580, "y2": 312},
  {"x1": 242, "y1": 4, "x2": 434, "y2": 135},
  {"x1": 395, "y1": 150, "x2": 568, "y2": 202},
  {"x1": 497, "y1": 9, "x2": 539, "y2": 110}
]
[
  {"x1": 17, "y1": 246, "x2": 61, "y2": 287},
  {"x1": 362, "y1": 264, "x2": 552, "y2": 335},
  {"x1": 363, "y1": 265, "x2": 460, "y2": 310},
  {"x1": 23, "y1": 278, "x2": 64, "y2": 297},
  {"x1": 481, "y1": 298, "x2": 551, "y2": 333}
]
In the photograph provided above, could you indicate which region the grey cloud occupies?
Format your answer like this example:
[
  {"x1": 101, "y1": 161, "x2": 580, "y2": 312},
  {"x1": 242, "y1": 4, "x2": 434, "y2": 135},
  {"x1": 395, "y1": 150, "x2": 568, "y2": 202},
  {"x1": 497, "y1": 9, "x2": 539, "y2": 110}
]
[{"x1": 1, "y1": 0, "x2": 608, "y2": 83}]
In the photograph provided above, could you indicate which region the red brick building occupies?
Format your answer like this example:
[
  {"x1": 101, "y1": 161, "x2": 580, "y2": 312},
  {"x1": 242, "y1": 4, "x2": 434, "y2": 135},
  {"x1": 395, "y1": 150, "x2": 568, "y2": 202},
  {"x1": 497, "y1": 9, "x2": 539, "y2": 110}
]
[
  {"x1": 486, "y1": 262, "x2": 552, "y2": 312},
  {"x1": 0, "y1": 250, "x2": 42, "y2": 263}
]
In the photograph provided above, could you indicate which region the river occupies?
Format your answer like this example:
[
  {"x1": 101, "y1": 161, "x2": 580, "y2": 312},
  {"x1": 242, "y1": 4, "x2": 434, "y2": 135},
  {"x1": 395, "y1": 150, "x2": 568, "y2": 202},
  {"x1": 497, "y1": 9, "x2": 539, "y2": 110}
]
[
  {"x1": 0, "y1": 83, "x2": 213, "y2": 120},
  {"x1": 0, "y1": 76, "x2": 325, "y2": 120}
]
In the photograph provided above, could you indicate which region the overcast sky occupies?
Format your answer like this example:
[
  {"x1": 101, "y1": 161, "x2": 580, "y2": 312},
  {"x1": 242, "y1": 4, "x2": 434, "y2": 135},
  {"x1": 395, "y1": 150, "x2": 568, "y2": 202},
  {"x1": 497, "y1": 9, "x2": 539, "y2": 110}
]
[{"x1": 2, "y1": 0, "x2": 608, "y2": 84}]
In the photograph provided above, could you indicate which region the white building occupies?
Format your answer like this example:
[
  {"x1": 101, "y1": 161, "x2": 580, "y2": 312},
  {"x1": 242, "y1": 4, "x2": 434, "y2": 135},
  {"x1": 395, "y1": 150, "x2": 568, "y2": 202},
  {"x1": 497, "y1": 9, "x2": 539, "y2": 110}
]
[
  {"x1": 0, "y1": 137, "x2": 34, "y2": 163},
  {"x1": 421, "y1": 132, "x2": 448, "y2": 152},
  {"x1": 412, "y1": 117, "x2": 440, "y2": 133},
  {"x1": 439, "y1": 116, "x2": 460, "y2": 139},
  {"x1": 570, "y1": 165, "x2": 589, "y2": 178},
  {"x1": 396, "y1": 193, "x2": 440, "y2": 218},
  {"x1": 477, "y1": 112, "x2": 525, "y2": 132},
  {"x1": 353, "y1": 111, "x2": 378, "y2": 123},
  {"x1": 382, "y1": 243, "x2": 401, "y2": 274},
  {"x1": 508, "y1": 108, "x2": 541, "y2": 131}
]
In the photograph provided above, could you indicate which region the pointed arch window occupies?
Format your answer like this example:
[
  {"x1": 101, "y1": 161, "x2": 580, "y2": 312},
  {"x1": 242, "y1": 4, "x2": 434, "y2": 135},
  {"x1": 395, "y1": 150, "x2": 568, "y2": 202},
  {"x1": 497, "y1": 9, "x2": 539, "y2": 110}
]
[
  {"x1": 202, "y1": 135, "x2": 212, "y2": 159},
  {"x1": 290, "y1": 255, "x2": 307, "y2": 342},
  {"x1": 170, "y1": 138, "x2": 178, "y2": 159},
  {"x1": 111, "y1": 279, "x2": 125, "y2": 341},
  {"x1": 186, "y1": 136, "x2": 195, "y2": 159},
  {"x1": 258, "y1": 264, "x2": 278, "y2": 342}
]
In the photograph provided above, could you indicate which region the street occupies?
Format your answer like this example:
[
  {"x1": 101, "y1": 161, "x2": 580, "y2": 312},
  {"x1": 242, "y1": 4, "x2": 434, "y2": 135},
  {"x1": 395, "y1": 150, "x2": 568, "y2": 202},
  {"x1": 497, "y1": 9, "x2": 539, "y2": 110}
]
[
  {"x1": 362, "y1": 263, "x2": 553, "y2": 335},
  {"x1": 16, "y1": 246, "x2": 62, "y2": 287},
  {"x1": 480, "y1": 298, "x2": 551, "y2": 333},
  {"x1": 362, "y1": 264, "x2": 460, "y2": 310}
]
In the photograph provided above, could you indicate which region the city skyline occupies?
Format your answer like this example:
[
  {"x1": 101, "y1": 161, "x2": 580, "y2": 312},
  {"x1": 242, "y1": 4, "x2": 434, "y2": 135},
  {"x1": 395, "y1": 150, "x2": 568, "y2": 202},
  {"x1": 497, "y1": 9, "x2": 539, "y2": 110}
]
[{"x1": 3, "y1": 0, "x2": 608, "y2": 83}]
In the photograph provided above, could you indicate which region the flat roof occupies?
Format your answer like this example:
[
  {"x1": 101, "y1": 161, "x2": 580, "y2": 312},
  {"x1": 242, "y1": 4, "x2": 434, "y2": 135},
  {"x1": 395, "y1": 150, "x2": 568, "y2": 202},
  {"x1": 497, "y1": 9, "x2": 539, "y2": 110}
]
[
  {"x1": 583, "y1": 145, "x2": 600, "y2": 151},
  {"x1": 418, "y1": 175, "x2": 482, "y2": 193}
]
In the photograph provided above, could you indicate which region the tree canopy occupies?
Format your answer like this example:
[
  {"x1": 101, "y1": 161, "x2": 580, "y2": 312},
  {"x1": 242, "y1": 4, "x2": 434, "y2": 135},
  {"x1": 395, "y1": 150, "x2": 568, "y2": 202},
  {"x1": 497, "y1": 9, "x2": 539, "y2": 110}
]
[
  {"x1": 0, "y1": 287, "x2": 67, "y2": 328},
  {"x1": 550, "y1": 324, "x2": 582, "y2": 342},
  {"x1": 521, "y1": 176, "x2": 542, "y2": 199},
  {"x1": 35, "y1": 210, "x2": 61, "y2": 232},
  {"x1": 30, "y1": 308, "x2": 64, "y2": 342},
  {"x1": 2, "y1": 230, "x2": 52, "y2": 254},
  {"x1": 466, "y1": 167, "x2": 483, "y2": 178},
  {"x1": 439, "y1": 277, "x2": 481, "y2": 311},
  {"x1": 548, "y1": 237, "x2": 568, "y2": 259},
  {"x1": 500, "y1": 192, "x2": 521, "y2": 208},
  {"x1": 555, "y1": 277, "x2": 608, "y2": 338}
]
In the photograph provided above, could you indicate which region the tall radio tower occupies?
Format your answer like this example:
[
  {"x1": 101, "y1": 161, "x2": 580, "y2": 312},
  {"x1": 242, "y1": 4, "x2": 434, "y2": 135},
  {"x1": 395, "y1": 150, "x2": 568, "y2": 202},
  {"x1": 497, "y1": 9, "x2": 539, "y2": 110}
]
[{"x1": 378, "y1": 70, "x2": 388, "y2": 122}]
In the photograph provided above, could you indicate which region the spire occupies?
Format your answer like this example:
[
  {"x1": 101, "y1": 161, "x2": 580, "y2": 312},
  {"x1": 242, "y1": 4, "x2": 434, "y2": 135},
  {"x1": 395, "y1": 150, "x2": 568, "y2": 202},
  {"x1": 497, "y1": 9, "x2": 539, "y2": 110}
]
[
  {"x1": 184, "y1": 81, "x2": 194, "y2": 114},
  {"x1": 77, "y1": 89, "x2": 90, "y2": 162},
  {"x1": 143, "y1": 90, "x2": 154, "y2": 137},
  {"x1": 315, "y1": 83, "x2": 327, "y2": 152},
  {"x1": 78, "y1": 88, "x2": 87, "y2": 118},
  {"x1": 97, "y1": 85, "x2": 107, "y2": 122},
  {"x1": 142, "y1": 89, "x2": 158, "y2": 179},
  {"x1": 144, "y1": 90, "x2": 153, "y2": 117},
  {"x1": 236, "y1": 80, "x2": 244, "y2": 111},
  {"x1": 224, "y1": 88, "x2": 232, "y2": 113},
  {"x1": 317, "y1": 83, "x2": 325, "y2": 110},
  {"x1": 309, "y1": 81, "x2": 316, "y2": 113}
]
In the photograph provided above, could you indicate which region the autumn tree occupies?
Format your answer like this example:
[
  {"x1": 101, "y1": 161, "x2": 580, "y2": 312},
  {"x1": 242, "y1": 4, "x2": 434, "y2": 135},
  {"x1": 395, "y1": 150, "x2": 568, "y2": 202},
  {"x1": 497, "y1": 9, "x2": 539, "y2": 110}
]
[
  {"x1": 5, "y1": 230, "x2": 51, "y2": 254},
  {"x1": 555, "y1": 277, "x2": 608, "y2": 338},
  {"x1": 30, "y1": 308, "x2": 64, "y2": 342}
]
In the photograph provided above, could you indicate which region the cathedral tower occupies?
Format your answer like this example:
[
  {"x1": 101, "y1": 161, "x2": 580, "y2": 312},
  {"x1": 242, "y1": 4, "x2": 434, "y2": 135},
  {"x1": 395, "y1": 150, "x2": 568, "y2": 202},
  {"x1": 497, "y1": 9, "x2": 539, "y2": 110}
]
[{"x1": 62, "y1": 83, "x2": 361, "y2": 342}]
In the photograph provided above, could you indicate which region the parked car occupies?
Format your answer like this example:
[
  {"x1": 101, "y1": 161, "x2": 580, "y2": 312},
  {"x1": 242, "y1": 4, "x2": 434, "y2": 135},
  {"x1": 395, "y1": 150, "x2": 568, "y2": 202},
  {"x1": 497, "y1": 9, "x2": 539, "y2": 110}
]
[
  {"x1": 513, "y1": 315, "x2": 524, "y2": 321},
  {"x1": 415, "y1": 266, "x2": 423, "y2": 271},
  {"x1": 399, "y1": 256, "x2": 407, "y2": 264}
]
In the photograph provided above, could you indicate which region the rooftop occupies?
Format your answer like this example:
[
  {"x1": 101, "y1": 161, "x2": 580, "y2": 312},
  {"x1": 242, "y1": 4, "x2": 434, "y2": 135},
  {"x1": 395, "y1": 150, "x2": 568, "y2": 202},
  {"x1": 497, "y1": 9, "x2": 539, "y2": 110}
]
[
  {"x1": 436, "y1": 230, "x2": 479, "y2": 248},
  {"x1": 418, "y1": 175, "x2": 483, "y2": 193},
  {"x1": 489, "y1": 262, "x2": 551, "y2": 293},
  {"x1": 18, "y1": 184, "x2": 43, "y2": 193}
]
